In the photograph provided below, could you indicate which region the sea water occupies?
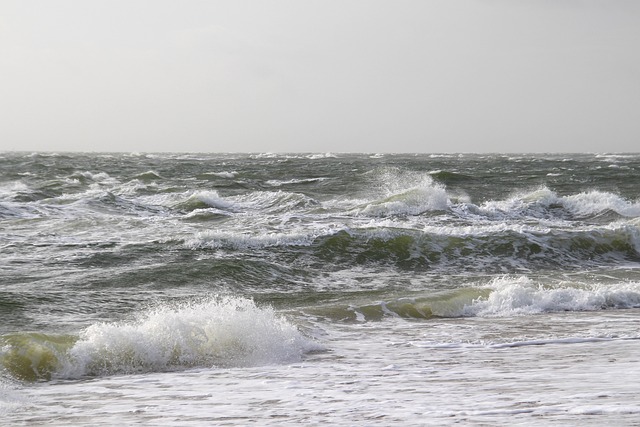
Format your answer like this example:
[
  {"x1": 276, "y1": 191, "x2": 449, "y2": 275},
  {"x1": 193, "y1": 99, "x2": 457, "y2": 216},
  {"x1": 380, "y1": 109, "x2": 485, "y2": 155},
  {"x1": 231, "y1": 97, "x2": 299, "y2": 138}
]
[{"x1": 1, "y1": 152, "x2": 639, "y2": 425}]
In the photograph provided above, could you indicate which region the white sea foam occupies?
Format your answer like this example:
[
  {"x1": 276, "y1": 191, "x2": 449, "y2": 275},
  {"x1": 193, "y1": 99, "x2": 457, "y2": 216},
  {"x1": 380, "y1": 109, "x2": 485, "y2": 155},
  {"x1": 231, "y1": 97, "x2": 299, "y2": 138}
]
[
  {"x1": 0, "y1": 378, "x2": 26, "y2": 416},
  {"x1": 478, "y1": 187, "x2": 640, "y2": 219},
  {"x1": 58, "y1": 296, "x2": 320, "y2": 379},
  {"x1": 185, "y1": 229, "x2": 319, "y2": 250},
  {"x1": 464, "y1": 276, "x2": 640, "y2": 317}
]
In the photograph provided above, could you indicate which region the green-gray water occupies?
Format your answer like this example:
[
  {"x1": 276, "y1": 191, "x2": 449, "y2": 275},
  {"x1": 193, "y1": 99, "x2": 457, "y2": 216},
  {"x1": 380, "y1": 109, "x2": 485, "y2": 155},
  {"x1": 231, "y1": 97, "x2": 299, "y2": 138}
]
[{"x1": 2, "y1": 152, "x2": 640, "y2": 425}]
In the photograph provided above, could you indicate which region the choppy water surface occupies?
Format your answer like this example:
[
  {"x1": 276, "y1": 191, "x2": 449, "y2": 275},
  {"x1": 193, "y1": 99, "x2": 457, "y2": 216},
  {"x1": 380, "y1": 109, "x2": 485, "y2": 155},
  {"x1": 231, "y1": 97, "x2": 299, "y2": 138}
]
[{"x1": 1, "y1": 152, "x2": 640, "y2": 425}]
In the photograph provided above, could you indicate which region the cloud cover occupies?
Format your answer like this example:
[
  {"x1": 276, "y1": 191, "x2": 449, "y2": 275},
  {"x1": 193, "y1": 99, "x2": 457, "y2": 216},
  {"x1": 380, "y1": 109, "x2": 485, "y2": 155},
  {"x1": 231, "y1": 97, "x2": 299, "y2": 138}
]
[{"x1": 1, "y1": 0, "x2": 639, "y2": 153}]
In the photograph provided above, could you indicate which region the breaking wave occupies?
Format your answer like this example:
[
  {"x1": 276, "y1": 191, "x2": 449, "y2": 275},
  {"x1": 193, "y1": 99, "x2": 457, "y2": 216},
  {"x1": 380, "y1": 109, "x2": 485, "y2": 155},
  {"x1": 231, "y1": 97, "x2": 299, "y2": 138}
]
[{"x1": 0, "y1": 296, "x2": 321, "y2": 382}]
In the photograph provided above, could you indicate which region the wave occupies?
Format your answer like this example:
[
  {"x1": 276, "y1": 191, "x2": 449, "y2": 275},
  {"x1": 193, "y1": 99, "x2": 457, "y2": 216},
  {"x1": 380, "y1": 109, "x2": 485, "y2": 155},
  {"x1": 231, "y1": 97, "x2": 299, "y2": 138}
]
[
  {"x1": 350, "y1": 169, "x2": 452, "y2": 217},
  {"x1": 475, "y1": 187, "x2": 640, "y2": 221},
  {"x1": 344, "y1": 172, "x2": 640, "y2": 222},
  {"x1": 170, "y1": 190, "x2": 319, "y2": 215},
  {"x1": 354, "y1": 186, "x2": 450, "y2": 217},
  {"x1": 172, "y1": 190, "x2": 236, "y2": 212},
  {"x1": 344, "y1": 166, "x2": 640, "y2": 222},
  {"x1": 147, "y1": 186, "x2": 640, "y2": 227},
  {"x1": 307, "y1": 277, "x2": 640, "y2": 322},
  {"x1": 4, "y1": 160, "x2": 637, "y2": 227},
  {"x1": 0, "y1": 296, "x2": 321, "y2": 382},
  {"x1": 309, "y1": 223, "x2": 640, "y2": 271},
  {"x1": 183, "y1": 219, "x2": 640, "y2": 272},
  {"x1": 231, "y1": 191, "x2": 320, "y2": 213}
]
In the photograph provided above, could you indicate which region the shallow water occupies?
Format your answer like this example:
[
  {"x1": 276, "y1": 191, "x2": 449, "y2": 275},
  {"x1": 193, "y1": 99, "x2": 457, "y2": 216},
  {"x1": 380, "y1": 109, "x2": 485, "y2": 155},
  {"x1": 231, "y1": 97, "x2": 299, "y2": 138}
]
[{"x1": 7, "y1": 310, "x2": 640, "y2": 426}]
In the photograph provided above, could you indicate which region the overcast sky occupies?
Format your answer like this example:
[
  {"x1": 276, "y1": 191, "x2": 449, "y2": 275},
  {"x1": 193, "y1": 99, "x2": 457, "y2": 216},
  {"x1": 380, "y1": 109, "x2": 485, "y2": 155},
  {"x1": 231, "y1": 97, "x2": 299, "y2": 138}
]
[{"x1": 1, "y1": 0, "x2": 639, "y2": 153}]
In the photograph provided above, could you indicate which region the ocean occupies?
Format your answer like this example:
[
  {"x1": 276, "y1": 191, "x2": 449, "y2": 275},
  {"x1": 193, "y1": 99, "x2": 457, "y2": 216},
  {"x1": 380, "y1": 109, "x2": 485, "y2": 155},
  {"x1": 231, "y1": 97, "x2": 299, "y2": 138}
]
[{"x1": 1, "y1": 152, "x2": 639, "y2": 425}]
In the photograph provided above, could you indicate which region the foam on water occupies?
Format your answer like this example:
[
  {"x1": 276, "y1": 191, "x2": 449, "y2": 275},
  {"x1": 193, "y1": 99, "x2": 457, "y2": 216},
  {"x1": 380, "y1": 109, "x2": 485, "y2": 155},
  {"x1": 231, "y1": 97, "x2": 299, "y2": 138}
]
[
  {"x1": 0, "y1": 378, "x2": 26, "y2": 416},
  {"x1": 185, "y1": 229, "x2": 321, "y2": 250}
]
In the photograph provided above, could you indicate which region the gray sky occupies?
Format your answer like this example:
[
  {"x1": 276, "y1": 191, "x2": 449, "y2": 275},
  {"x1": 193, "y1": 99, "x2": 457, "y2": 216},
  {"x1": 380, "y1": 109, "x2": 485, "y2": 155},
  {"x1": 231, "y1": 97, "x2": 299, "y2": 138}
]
[{"x1": 1, "y1": 0, "x2": 639, "y2": 153}]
